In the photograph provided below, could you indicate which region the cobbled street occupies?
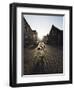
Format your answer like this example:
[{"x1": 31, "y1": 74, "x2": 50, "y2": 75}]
[{"x1": 23, "y1": 42, "x2": 63, "y2": 75}]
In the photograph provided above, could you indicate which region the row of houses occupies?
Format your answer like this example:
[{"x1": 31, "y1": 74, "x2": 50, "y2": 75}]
[
  {"x1": 22, "y1": 16, "x2": 63, "y2": 48},
  {"x1": 22, "y1": 16, "x2": 38, "y2": 48},
  {"x1": 43, "y1": 25, "x2": 63, "y2": 47}
]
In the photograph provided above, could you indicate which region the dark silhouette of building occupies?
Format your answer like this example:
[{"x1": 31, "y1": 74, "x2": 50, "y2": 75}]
[
  {"x1": 32, "y1": 30, "x2": 38, "y2": 45},
  {"x1": 43, "y1": 25, "x2": 63, "y2": 47},
  {"x1": 22, "y1": 16, "x2": 38, "y2": 47},
  {"x1": 43, "y1": 35, "x2": 48, "y2": 44}
]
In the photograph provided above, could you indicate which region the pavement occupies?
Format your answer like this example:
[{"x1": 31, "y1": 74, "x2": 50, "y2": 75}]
[{"x1": 23, "y1": 42, "x2": 63, "y2": 75}]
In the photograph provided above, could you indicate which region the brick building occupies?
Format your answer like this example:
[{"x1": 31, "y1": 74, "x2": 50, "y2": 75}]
[
  {"x1": 43, "y1": 25, "x2": 63, "y2": 47},
  {"x1": 22, "y1": 16, "x2": 38, "y2": 47}
]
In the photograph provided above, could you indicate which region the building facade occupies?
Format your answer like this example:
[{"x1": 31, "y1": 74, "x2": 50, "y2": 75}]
[
  {"x1": 43, "y1": 25, "x2": 63, "y2": 47},
  {"x1": 22, "y1": 16, "x2": 38, "y2": 47}
]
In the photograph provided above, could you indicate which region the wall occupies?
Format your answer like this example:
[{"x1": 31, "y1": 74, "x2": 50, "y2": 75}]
[{"x1": 0, "y1": 0, "x2": 74, "y2": 89}]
